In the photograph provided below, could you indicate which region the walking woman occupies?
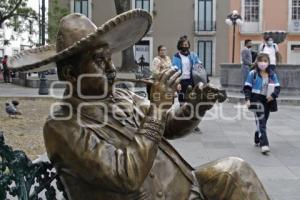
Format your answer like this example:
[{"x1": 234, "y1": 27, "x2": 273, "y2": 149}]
[
  {"x1": 172, "y1": 36, "x2": 201, "y2": 104},
  {"x1": 244, "y1": 53, "x2": 280, "y2": 154},
  {"x1": 172, "y1": 35, "x2": 202, "y2": 132}
]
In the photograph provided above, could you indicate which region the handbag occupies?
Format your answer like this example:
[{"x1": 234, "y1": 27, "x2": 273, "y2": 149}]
[
  {"x1": 269, "y1": 98, "x2": 278, "y2": 112},
  {"x1": 192, "y1": 63, "x2": 208, "y2": 85}
]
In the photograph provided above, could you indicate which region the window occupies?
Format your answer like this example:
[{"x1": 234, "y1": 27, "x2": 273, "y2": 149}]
[
  {"x1": 197, "y1": 40, "x2": 213, "y2": 75},
  {"x1": 135, "y1": 0, "x2": 150, "y2": 12},
  {"x1": 244, "y1": 0, "x2": 260, "y2": 22},
  {"x1": 74, "y1": 0, "x2": 89, "y2": 17},
  {"x1": 292, "y1": 0, "x2": 300, "y2": 20},
  {"x1": 197, "y1": 0, "x2": 214, "y2": 31},
  {"x1": 13, "y1": 49, "x2": 19, "y2": 55}
]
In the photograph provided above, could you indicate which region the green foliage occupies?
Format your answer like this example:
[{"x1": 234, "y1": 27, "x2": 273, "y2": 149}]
[
  {"x1": 48, "y1": 0, "x2": 69, "y2": 44},
  {"x1": 0, "y1": 0, "x2": 37, "y2": 32}
]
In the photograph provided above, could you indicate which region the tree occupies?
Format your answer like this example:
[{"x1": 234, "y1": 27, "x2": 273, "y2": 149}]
[
  {"x1": 0, "y1": 0, "x2": 37, "y2": 29},
  {"x1": 114, "y1": 0, "x2": 138, "y2": 72},
  {"x1": 48, "y1": 0, "x2": 69, "y2": 44},
  {"x1": 0, "y1": 0, "x2": 37, "y2": 47}
]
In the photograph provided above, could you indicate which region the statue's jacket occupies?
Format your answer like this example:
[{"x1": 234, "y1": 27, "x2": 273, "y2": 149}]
[{"x1": 44, "y1": 89, "x2": 201, "y2": 200}]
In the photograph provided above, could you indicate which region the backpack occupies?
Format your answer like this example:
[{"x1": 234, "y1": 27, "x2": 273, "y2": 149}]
[{"x1": 261, "y1": 44, "x2": 276, "y2": 52}]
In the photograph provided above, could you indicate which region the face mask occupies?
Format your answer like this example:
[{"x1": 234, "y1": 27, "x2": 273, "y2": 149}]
[
  {"x1": 248, "y1": 45, "x2": 252, "y2": 49},
  {"x1": 180, "y1": 47, "x2": 189, "y2": 55},
  {"x1": 257, "y1": 62, "x2": 268, "y2": 71},
  {"x1": 267, "y1": 41, "x2": 273, "y2": 46}
]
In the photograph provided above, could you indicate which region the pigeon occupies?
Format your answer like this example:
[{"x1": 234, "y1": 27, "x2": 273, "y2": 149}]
[{"x1": 5, "y1": 101, "x2": 22, "y2": 118}]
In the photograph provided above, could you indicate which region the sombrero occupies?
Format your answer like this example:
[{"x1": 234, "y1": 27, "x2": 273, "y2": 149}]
[{"x1": 7, "y1": 9, "x2": 152, "y2": 72}]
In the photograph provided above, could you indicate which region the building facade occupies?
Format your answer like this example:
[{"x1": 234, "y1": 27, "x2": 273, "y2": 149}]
[
  {"x1": 52, "y1": 0, "x2": 231, "y2": 76},
  {"x1": 229, "y1": 0, "x2": 300, "y2": 64}
]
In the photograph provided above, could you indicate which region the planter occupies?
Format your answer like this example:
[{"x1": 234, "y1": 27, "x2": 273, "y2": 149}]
[{"x1": 220, "y1": 63, "x2": 300, "y2": 96}]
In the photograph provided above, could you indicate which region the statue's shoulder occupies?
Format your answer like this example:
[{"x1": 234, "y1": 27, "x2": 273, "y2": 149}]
[{"x1": 44, "y1": 106, "x2": 77, "y2": 136}]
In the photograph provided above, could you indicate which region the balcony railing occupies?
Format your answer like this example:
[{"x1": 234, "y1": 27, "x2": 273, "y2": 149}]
[{"x1": 195, "y1": 21, "x2": 216, "y2": 33}]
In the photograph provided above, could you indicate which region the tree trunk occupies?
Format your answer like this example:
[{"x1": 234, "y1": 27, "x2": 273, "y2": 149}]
[{"x1": 114, "y1": 0, "x2": 138, "y2": 72}]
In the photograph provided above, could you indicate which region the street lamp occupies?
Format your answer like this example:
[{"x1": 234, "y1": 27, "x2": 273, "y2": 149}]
[
  {"x1": 225, "y1": 10, "x2": 243, "y2": 63},
  {"x1": 38, "y1": 0, "x2": 49, "y2": 95}
]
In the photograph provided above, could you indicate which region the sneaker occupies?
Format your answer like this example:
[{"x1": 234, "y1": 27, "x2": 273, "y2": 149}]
[
  {"x1": 194, "y1": 127, "x2": 201, "y2": 133},
  {"x1": 261, "y1": 146, "x2": 270, "y2": 154}
]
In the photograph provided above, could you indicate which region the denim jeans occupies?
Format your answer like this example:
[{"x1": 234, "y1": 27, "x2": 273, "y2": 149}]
[
  {"x1": 254, "y1": 99, "x2": 271, "y2": 146},
  {"x1": 178, "y1": 79, "x2": 194, "y2": 104}
]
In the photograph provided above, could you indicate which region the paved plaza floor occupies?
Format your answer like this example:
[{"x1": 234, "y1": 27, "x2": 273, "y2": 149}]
[
  {"x1": 1, "y1": 82, "x2": 300, "y2": 199},
  {"x1": 171, "y1": 103, "x2": 300, "y2": 200}
]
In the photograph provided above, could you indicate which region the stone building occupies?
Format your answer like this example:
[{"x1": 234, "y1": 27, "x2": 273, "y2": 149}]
[{"x1": 50, "y1": 0, "x2": 231, "y2": 76}]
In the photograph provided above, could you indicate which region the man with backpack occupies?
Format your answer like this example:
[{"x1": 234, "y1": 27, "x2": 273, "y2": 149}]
[
  {"x1": 241, "y1": 39, "x2": 253, "y2": 93},
  {"x1": 259, "y1": 36, "x2": 279, "y2": 72}
]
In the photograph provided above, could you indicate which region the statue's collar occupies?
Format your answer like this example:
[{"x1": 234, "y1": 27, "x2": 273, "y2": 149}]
[{"x1": 63, "y1": 90, "x2": 141, "y2": 129}]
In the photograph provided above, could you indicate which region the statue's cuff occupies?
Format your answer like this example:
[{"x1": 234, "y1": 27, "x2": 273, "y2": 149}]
[{"x1": 138, "y1": 117, "x2": 165, "y2": 143}]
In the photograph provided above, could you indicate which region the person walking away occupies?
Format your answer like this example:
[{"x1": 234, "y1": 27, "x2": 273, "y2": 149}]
[
  {"x1": 2, "y1": 55, "x2": 10, "y2": 83},
  {"x1": 172, "y1": 36, "x2": 202, "y2": 132},
  {"x1": 259, "y1": 36, "x2": 279, "y2": 72},
  {"x1": 244, "y1": 53, "x2": 280, "y2": 154},
  {"x1": 241, "y1": 39, "x2": 253, "y2": 93}
]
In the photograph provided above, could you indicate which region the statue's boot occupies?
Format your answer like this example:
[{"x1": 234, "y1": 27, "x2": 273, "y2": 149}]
[{"x1": 194, "y1": 157, "x2": 270, "y2": 200}]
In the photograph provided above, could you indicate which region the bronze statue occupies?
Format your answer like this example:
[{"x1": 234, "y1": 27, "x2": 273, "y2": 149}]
[{"x1": 8, "y1": 10, "x2": 270, "y2": 200}]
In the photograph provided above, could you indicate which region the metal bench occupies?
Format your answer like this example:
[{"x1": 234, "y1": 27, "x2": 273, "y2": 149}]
[{"x1": 0, "y1": 132, "x2": 68, "y2": 200}]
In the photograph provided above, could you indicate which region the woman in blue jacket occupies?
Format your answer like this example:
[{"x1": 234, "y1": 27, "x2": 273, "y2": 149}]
[
  {"x1": 244, "y1": 53, "x2": 280, "y2": 154},
  {"x1": 172, "y1": 36, "x2": 201, "y2": 104}
]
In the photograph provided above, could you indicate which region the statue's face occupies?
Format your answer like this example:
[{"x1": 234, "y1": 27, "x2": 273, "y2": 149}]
[{"x1": 77, "y1": 47, "x2": 116, "y2": 97}]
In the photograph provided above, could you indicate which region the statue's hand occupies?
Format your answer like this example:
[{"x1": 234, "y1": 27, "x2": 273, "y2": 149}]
[
  {"x1": 184, "y1": 83, "x2": 227, "y2": 113},
  {"x1": 150, "y1": 69, "x2": 181, "y2": 110}
]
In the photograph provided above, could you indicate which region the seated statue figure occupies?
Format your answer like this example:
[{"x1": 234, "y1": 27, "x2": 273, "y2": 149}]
[{"x1": 8, "y1": 10, "x2": 270, "y2": 200}]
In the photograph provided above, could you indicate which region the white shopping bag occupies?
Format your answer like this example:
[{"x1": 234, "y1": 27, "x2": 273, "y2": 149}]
[{"x1": 267, "y1": 83, "x2": 275, "y2": 97}]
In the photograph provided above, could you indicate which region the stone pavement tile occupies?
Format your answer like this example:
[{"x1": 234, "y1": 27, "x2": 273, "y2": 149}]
[
  {"x1": 227, "y1": 135, "x2": 253, "y2": 145},
  {"x1": 253, "y1": 166, "x2": 297, "y2": 180},
  {"x1": 271, "y1": 142, "x2": 300, "y2": 167},
  {"x1": 205, "y1": 148, "x2": 241, "y2": 161},
  {"x1": 281, "y1": 135, "x2": 300, "y2": 142},
  {"x1": 223, "y1": 130, "x2": 251, "y2": 136},
  {"x1": 236, "y1": 146, "x2": 284, "y2": 167},
  {"x1": 288, "y1": 167, "x2": 300, "y2": 179},
  {"x1": 271, "y1": 195, "x2": 300, "y2": 200},
  {"x1": 202, "y1": 141, "x2": 235, "y2": 149},
  {"x1": 266, "y1": 132, "x2": 287, "y2": 143},
  {"x1": 285, "y1": 140, "x2": 300, "y2": 151},
  {"x1": 198, "y1": 133, "x2": 230, "y2": 142},
  {"x1": 274, "y1": 130, "x2": 299, "y2": 136},
  {"x1": 170, "y1": 140, "x2": 210, "y2": 167},
  {"x1": 268, "y1": 125, "x2": 296, "y2": 133},
  {"x1": 261, "y1": 179, "x2": 300, "y2": 197}
]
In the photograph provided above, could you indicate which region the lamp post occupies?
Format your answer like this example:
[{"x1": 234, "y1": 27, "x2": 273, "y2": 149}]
[
  {"x1": 225, "y1": 10, "x2": 243, "y2": 63},
  {"x1": 38, "y1": 0, "x2": 49, "y2": 95}
]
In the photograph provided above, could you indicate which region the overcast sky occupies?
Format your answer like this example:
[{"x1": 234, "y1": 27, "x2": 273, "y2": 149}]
[{"x1": 27, "y1": 0, "x2": 49, "y2": 13}]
